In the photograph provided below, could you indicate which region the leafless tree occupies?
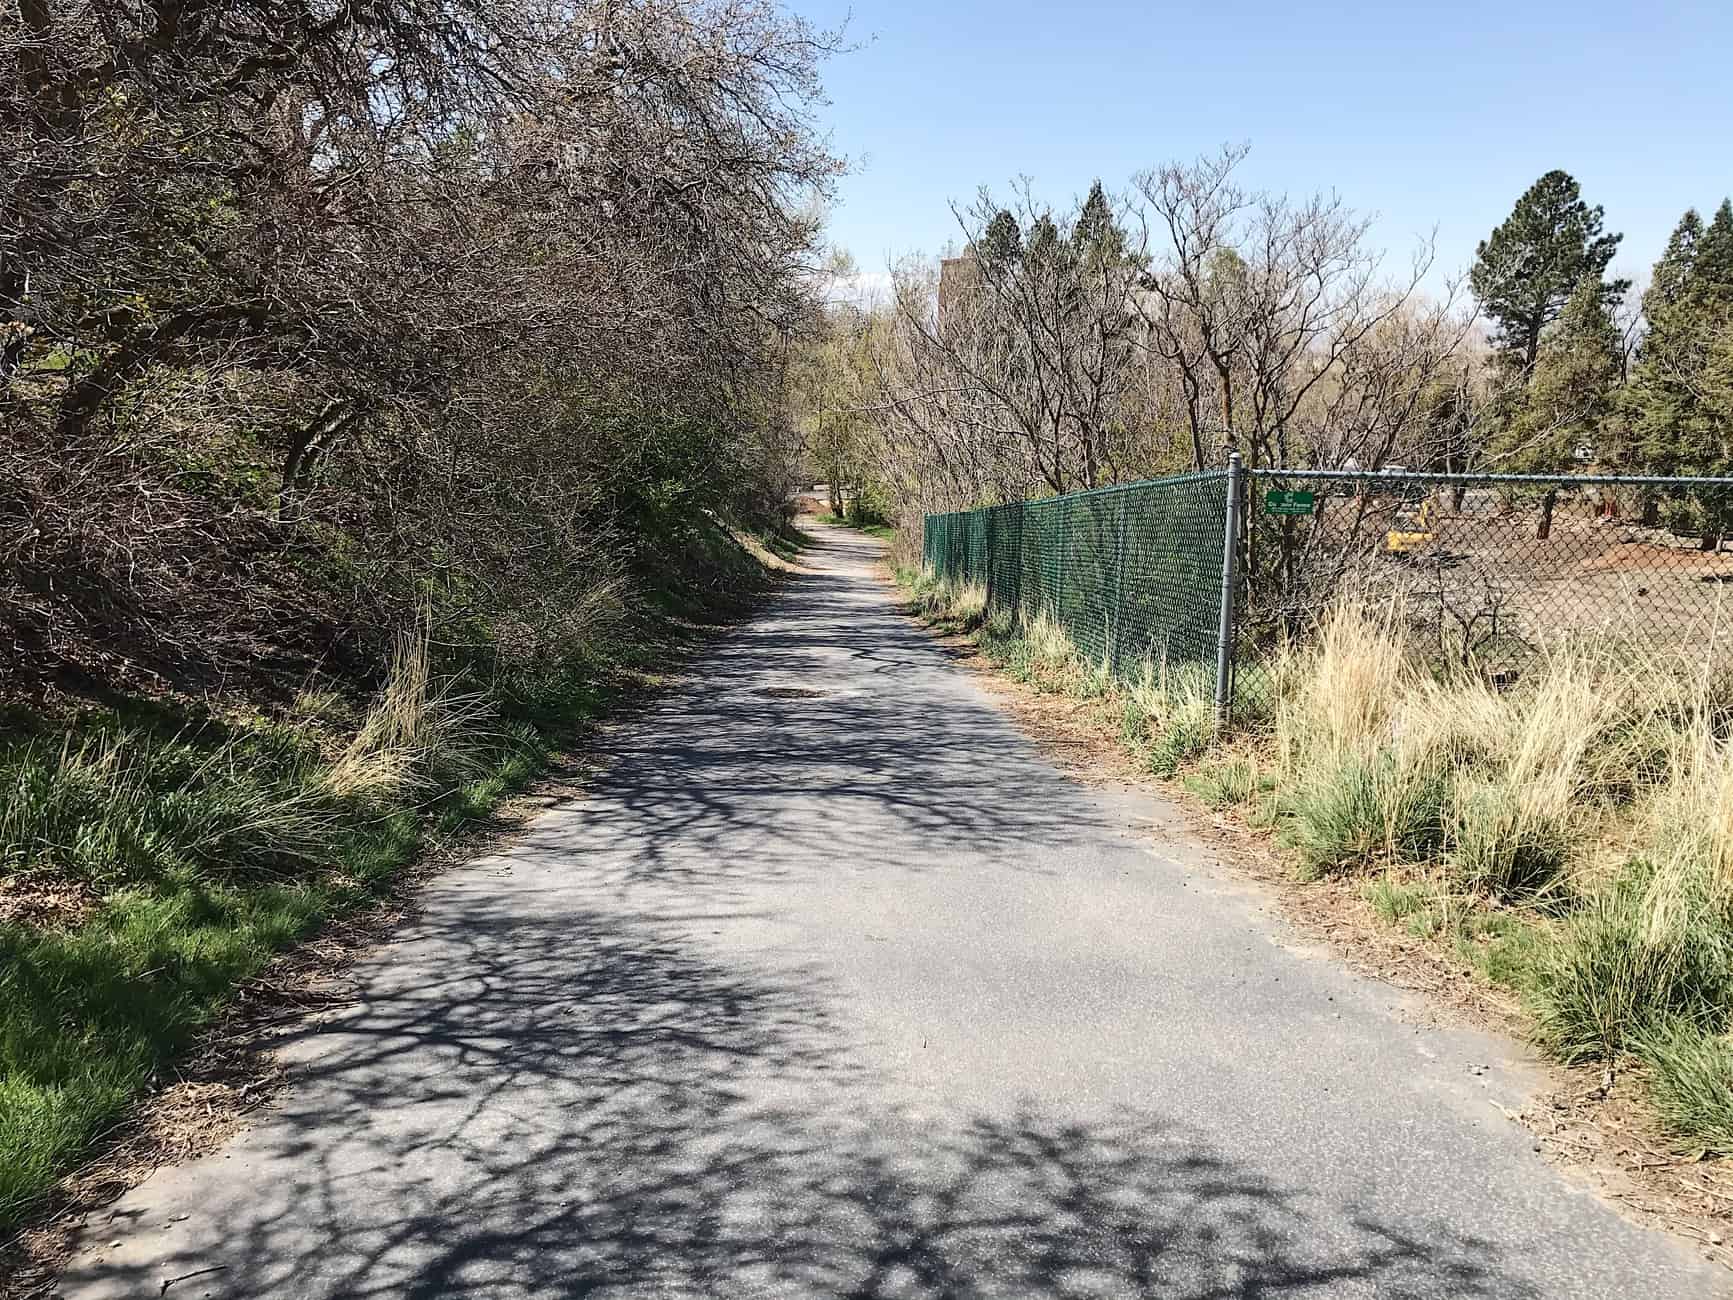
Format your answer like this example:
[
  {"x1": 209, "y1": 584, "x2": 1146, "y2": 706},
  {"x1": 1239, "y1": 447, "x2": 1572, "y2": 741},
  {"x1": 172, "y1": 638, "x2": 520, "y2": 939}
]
[
  {"x1": 1, "y1": 0, "x2": 841, "y2": 695},
  {"x1": 1133, "y1": 147, "x2": 1469, "y2": 474},
  {"x1": 869, "y1": 183, "x2": 1149, "y2": 513}
]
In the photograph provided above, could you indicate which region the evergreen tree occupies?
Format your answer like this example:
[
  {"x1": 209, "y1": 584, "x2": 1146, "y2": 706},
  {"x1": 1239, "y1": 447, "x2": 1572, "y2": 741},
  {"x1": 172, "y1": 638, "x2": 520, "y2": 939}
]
[
  {"x1": 978, "y1": 209, "x2": 1022, "y2": 274},
  {"x1": 1626, "y1": 198, "x2": 1733, "y2": 546},
  {"x1": 1643, "y1": 209, "x2": 1703, "y2": 318},
  {"x1": 1470, "y1": 170, "x2": 1628, "y2": 373},
  {"x1": 1025, "y1": 213, "x2": 1062, "y2": 264},
  {"x1": 1495, "y1": 276, "x2": 1622, "y2": 474},
  {"x1": 1695, "y1": 200, "x2": 1733, "y2": 308},
  {"x1": 1071, "y1": 180, "x2": 1125, "y2": 270}
]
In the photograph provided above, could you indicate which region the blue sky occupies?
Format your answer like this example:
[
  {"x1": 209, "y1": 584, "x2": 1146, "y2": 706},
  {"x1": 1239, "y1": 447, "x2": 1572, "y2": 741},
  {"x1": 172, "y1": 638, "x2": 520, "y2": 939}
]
[{"x1": 796, "y1": 1, "x2": 1733, "y2": 299}]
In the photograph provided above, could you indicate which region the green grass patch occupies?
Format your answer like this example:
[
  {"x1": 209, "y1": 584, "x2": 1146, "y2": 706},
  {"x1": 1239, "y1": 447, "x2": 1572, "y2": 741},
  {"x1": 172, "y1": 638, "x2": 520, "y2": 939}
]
[
  {"x1": 1365, "y1": 875, "x2": 1436, "y2": 927},
  {"x1": 1529, "y1": 862, "x2": 1733, "y2": 1067},
  {"x1": 1451, "y1": 909, "x2": 1546, "y2": 990},
  {"x1": 817, "y1": 512, "x2": 896, "y2": 541},
  {"x1": 1640, "y1": 1024, "x2": 1733, "y2": 1153},
  {"x1": 1182, "y1": 758, "x2": 1261, "y2": 809},
  {"x1": 1280, "y1": 751, "x2": 1453, "y2": 879},
  {"x1": 1363, "y1": 875, "x2": 1544, "y2": 991},
  {"x1": 0, "y1": 708, "x2": 539, "y2": 1233},
  {"x1": 1446, "y1": 780, "x2": 1573, "y2": 900},
  {"x1": 1141, "y1": 712, "x2": 1211, "y2": 777}
]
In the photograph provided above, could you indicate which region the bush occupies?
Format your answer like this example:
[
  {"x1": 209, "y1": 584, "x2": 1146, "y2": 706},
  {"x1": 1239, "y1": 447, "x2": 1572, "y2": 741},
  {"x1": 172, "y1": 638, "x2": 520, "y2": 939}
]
[
  {"x1": 1640, "y1": 1023, "x2": 1733, "y2": 1152},
  {"x1": 1530, "y1": 863, "x2": 1733, "y2": 1064}
]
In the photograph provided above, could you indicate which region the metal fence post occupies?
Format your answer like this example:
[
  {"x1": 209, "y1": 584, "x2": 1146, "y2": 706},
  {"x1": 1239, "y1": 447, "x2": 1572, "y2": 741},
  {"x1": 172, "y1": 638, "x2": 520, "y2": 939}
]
[
  {"x1": 1109, "y1": 493, "x2": 1128, "y2": 676},
  {"x1": 1214, "y1": 453, "x2": 1243, "y2": 726},
  {"x1": 1056, "y1": 505, "x2": 1068, "y2": 629}
]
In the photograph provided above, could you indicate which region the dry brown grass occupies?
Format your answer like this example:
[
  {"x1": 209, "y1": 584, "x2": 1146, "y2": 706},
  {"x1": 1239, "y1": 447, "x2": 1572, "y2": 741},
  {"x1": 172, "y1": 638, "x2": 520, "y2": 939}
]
[{"x1": 322, "y1": 622, "x2": 494, "y2": 806}]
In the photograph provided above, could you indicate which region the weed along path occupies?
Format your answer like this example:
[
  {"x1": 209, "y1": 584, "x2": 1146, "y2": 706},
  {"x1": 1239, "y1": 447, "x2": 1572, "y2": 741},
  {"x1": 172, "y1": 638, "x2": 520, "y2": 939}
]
[{"x1": 55, "y1": 524, "x2": 1720, "y2": 1299}]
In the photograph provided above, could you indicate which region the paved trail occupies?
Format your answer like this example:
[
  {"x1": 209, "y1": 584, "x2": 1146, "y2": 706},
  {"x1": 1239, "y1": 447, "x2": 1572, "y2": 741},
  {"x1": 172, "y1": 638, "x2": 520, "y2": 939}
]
[{"x1": 63, "y1": 525, "x2": 1721, "y2": 1298}]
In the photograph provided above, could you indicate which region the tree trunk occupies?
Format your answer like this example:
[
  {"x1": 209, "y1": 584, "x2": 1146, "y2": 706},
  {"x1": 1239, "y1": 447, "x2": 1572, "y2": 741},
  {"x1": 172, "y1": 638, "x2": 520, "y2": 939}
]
[
  {"x1": 1536, "y1": 489, "x2": 1557, "y2": 540},
  {"x1": 278, "y1": 399, "x2": 353, "y2": 515}
]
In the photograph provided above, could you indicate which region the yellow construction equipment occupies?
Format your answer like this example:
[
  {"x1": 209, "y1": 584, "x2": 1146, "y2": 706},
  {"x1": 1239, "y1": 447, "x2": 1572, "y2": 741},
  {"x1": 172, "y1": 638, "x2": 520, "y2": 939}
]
[{"x1": 1385, "y1": 494, "x2": 1436, "y2": 555}]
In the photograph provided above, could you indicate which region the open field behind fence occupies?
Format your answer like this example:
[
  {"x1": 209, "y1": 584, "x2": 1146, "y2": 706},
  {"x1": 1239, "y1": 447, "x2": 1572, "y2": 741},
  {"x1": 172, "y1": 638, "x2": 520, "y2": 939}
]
[{"x1": 923, "y1": 465, "x2": 1733, "y2": 717}]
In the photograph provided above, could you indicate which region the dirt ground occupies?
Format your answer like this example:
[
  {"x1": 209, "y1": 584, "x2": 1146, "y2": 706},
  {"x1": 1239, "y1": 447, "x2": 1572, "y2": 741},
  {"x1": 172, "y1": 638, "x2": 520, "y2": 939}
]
[{"x1": 1289, "y1": 501, "x2": 1733, "y2": 665}]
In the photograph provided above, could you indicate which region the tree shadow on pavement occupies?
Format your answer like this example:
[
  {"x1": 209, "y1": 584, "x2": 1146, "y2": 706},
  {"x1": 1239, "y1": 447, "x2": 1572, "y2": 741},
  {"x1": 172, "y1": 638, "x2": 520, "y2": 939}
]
[
  {"x1": 530, "y1": 543, "x2": 1113, "y2": 894},
  {"x1": 65, "y1": 895, "x2": 1537, "y2": 1300}
]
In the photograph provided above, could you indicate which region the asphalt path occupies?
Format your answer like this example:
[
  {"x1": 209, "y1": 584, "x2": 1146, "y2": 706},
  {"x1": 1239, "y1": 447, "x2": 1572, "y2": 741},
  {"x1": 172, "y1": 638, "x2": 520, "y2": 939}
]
[{"x1": 59, "y1": 523, "x2": 1722, "y2": 1298}]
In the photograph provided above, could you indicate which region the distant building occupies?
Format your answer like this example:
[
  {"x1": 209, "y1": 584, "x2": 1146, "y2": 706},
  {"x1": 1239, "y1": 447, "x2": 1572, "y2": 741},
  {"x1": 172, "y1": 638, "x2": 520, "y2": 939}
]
[{"x1": 937, "y1": 254, "x2": 981, "y2": 328}]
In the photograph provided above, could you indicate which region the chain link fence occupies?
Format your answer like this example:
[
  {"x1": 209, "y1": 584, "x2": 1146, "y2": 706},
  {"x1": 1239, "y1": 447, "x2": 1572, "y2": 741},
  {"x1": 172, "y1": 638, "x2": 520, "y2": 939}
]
[
  {"x1": 924, "y1": 464, "x2": 1733, "y2": 721},
  {"x1": 923, "y1": 471, "x2": 1230, "y2": 680},
  {"x1": 1239, "y1": 469, "x2": 1733, "y2": 702}
]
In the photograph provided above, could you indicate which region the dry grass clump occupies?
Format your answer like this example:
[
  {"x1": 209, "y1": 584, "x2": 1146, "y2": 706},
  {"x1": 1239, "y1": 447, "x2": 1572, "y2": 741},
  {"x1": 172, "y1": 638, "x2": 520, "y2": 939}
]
[
  {"x1": 1268, "y1": 603, "x2": 1697, "y2": 897},
  {"x1": 1122, "y1": 658, "x2": 1216, "y2": 776},
  {"x1": 323, "y1": 624, "x2": 495, "y2": 806}
]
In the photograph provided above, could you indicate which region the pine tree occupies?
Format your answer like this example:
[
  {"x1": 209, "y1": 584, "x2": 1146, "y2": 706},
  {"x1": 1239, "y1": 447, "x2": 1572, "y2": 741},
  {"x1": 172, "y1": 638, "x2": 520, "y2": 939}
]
[
  {"x1": 1695, "y1": 200, "x2": 1733, "y2": 309},
  {"x1": 1072, "y1": 180, "x2": 1124, "y2": 269},
  {"x1": 1470, "y1": 170, "x2": 1628, "y2": 373},
  {"x1": 1024, "y1": 213, "x2": 1062, "y2": 264},
  {"x1": 1496, "y1": 276, "x2": 1622, "y2": 474},
  {"x1": 1626, "y1": 198, "x2": 1733, "y2": 546},
  {"x1": 1489, "y1": 277, "x2": 1623, "y2": 536},
  {"x1": 1643, "y1": 209, "x2": 1703, "y2": 319},
  {"x1": 978, "y1": 209, "x2": 1022, "y2": 274}
]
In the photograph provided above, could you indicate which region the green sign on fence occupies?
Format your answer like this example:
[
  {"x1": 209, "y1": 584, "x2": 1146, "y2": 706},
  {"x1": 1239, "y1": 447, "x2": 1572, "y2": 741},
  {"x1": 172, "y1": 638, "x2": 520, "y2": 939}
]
[{"x1": 1264, "y1": 489, "x2": 1316, "y2": 516}]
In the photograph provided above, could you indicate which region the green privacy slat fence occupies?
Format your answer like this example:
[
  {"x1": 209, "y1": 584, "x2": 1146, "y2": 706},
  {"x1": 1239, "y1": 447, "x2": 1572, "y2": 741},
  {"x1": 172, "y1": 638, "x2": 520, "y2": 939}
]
[{"x1": 922, "y1": 470, "x2": 1231, "y2": 680}]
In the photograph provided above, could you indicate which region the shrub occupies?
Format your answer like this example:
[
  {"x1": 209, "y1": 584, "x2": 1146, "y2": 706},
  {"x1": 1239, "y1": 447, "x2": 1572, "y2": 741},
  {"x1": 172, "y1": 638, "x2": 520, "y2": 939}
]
[
  {"x1": 1530, "y1": 862, "x2": 1733, "y2": 1063},
  {"x1": 1640, "y1": 1023, "x2": 1733, "y2": 1152}
]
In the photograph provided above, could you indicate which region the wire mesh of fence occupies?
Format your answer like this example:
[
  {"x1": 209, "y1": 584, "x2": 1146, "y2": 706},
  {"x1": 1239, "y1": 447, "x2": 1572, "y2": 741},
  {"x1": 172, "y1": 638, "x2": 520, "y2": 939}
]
[
  {"x1": 922, "y1": 471, "x2": 1231, "y2": 681},
  {"x1": 1237, "y1": 469, "x2": 1733, "y2": 705},
  {"x1": 924, "y1": 467, "x2": 1733, "y2": 721}
]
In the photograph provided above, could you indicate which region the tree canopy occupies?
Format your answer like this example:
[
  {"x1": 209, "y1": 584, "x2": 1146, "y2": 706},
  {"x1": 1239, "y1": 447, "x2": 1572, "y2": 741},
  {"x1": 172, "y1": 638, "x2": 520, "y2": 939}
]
[{"x1": 1470, "y1": 170, "x2": 1627, "y2": 374}]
